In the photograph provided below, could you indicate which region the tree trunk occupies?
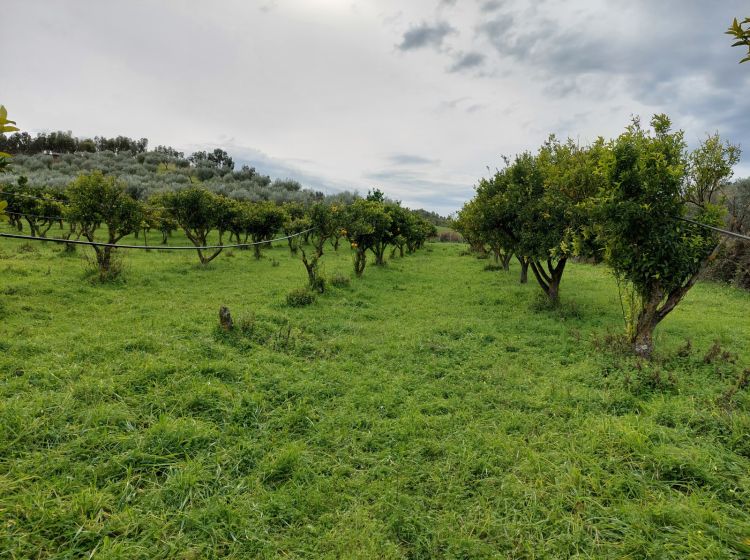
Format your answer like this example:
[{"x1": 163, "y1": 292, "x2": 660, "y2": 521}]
[
  {"x1": 529, "y1": 257, "x2": 566, "y2": 303},
  {"x1": 300, "y1": 247, "x2": 319, "y2": 288},
  {"x1": 633, "y1": 322, "x2": 656, "y2": 359},
  {"x1": 288, "y1": 236, "x2": 299, "y2": 255},
  {"x1": 197, "y1": 247, "x2": 223, "y2": 264},
  {"x1": 518, "y1": 255, "x2": 529, "y2": 284},
  {"x1": 631, "y1": 288, "x2": 662, "y2": 358},
  {"x1": 94, "y1": 246, "x2": 113, "y2": 279},
  {"x1": 502, "y1": 252, "x2": 513, "y2": 272},
  {"x1": 354, "y1": 250, "x2": 367, "y2": 277},
  {"x1": 373, "y1": 244, "x2": 386, "y2": 266}
]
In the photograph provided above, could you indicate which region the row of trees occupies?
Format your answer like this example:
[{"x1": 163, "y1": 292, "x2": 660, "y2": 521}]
[
  {"x1": 1, "y1": 173, "x2": 437, "y2": 284},
  {"x1": 455, "y1": 114, "x2": 743, "y2": 358},
  {"x1": 0, "y1": 131, "x2": 149, "y2": 156}
]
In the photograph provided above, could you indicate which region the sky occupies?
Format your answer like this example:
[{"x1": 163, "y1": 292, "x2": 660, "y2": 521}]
[{"x1": 3, "y1": 0, "x2": 750, "y2": 215}]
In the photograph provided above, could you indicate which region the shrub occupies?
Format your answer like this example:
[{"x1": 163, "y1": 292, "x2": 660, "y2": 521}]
[
  {"x1": 330, "y1": 274, "x2": 351, "y2": 288},
  {"x1": 286, "y1": 288, "x2": 316, "y2": 307}
]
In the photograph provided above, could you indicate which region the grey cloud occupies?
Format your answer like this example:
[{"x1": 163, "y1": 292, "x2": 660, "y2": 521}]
[
  {"x1": 221, "y1": 144, "x2": 351, "y2": 196},
  {"x1": 438, "y1": 97, "x2": 470, "y2": 111},
  {"x1": 398, "y1": 21, "x2": 456, "y2": 51},
  {"x1": 364, "y1": 168, "x2": 472, "y2": 214},
  {"x1": 479, "y1": 0, "x2": 504, "y2": 13},
  {"x1": 437, "y1": 97, "x2": 486, "y2": 113},
  {"x1": 473, "y1": 0, "x2": 750, "y2": 152},
  {"x1": 388, "y1": 154, "x2": 440, "y2": 166},
  {"x1": 449, "y1": 51, "x2": 486, "y2": 72}
]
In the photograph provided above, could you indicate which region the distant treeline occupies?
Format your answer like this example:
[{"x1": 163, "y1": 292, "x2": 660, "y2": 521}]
[{"x1": 0, "y1": 130, "x2": 450, "y2": 225}]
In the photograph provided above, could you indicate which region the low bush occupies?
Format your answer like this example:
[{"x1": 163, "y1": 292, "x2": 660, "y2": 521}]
[
  {"x1": 286, "y1": 287, "x2": 316, "y2": 307},
  {"x1": 330, "y1": 274, "x2": 351, "y2": 288}
]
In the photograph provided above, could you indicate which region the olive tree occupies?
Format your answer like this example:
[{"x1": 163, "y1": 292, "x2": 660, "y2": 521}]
[
  {"x1": 65, "y1": 171, "x2": 142, "y2": 279},
  {"x1": 596, "y1": 115, "x2": 736, "y2": 358}
]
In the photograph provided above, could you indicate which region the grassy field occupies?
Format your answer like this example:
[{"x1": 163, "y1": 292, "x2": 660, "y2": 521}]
[{"x1": 1, "y1": 230, "x2": 749, "y2": 559}]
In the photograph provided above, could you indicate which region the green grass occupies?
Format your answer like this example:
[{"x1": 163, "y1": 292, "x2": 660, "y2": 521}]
[{"x1": 1, "y1": 230, "x2": 749, "y2": 559}]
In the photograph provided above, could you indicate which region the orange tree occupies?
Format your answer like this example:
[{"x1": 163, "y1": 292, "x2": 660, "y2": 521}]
[
  {"x1": 65, "y1": 171, "x2": 142, "y2": 279},
  {"x1": 282, "y1": 202, "x2": 310, "y2": 255},
  {"x1": 595, "y1": 115, "x2": 738, "y2": 357},
  {"x1": 343, "y1": 199, "x2": 392, "y2": 277},
  {"x1": 160, "y1": 187, "x2": 224, "y2": 264},
  {"x1": 299, "y1": 203, "x2": 341, "y2": 292},
  {"x1": 245, "y1": 201, "x2": 287, "y2": 259}
]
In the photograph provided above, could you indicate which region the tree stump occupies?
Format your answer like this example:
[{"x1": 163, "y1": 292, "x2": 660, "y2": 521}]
[{"x1": 219, "y1": 306, "x2": 233, "y2": 331}]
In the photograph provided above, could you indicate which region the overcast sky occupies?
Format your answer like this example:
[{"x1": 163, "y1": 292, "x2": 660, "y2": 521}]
[{"x1": 4, "y1": 0, "x2": 749, "y2": 214}]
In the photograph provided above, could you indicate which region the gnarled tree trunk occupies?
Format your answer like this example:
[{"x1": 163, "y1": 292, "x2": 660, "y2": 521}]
[
  {"x1": 529, "y1": 257, "x2": 567, "y2": 303},
  {"x1": 630, "y1": 246, "x2": 719, "y2": 358}
]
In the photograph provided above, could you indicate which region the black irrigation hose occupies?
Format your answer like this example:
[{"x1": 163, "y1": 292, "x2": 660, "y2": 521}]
[
  {"x1": 0, "y1": 228, "x2": 316, "y2": 250},
  {"x1": 676, "y1": 217, "x2": 750, "y2": 242}
]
